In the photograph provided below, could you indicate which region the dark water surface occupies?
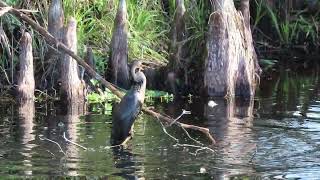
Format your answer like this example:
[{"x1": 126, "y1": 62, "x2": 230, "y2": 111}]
[{"x1": 1, "y1": 66, "x2": 320, "y2": 179}]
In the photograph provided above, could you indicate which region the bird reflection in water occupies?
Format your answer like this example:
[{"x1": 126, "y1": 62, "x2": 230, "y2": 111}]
[{"x1": 111, "y1": 60, "x2": 147, "y2": 145}]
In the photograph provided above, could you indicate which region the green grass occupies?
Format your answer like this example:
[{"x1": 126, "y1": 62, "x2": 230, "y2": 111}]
[{"x1": 63, "y1": 0, "x2": 169, "y2": 63}]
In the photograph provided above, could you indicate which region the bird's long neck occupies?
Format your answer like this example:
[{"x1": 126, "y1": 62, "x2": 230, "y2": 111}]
[{"x1": 132, "y1": 72, "x2": 146, "y2": 104}]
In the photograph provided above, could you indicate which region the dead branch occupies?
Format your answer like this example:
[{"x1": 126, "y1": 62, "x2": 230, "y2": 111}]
[
  {"x1": 0, "y1": 1, "x2": 216, "y2": 144},
  {"x1": 159, "y1": 119, "x2": 215, "y2": 155}
]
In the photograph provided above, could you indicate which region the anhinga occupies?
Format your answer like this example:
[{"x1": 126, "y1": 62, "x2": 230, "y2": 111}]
[{"x1": 111, "y1": 61, "x2": 146, "y2": 145}]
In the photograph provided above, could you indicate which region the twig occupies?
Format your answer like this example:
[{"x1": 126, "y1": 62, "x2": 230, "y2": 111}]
[
  {"x1": 0, "y1": 1, "x2": 216, "y2": 144},
  {"x1": 169, "y1": 109, "x2": 191, "y2": 126},
  {"x1": 39, "y1": 136, "x2": 66, "y2": 155},
  {"x1": 159, "y1": 120, "x2": 178, "y2": 142},
  {"x1": 157, "y1": 117, "x2": 215, "y2": 155},
  {"x1": 180, "y1": 126, "x2": 203, "y2": 146},
  {"x1": 63, "y1": 132, "x2": 87, "y2": 150},
  {"x1": 175, "y1": 143, "x2": 215, "y2": 155}
]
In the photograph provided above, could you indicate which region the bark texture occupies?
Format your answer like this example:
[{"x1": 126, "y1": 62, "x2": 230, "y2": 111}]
[
  {"x1": 17, "y1": 32, "x2": 35, "y2": 101},
  {"x1": 167, "y1": 0, "x2": 189, "y2": 94},
  {"x1": 60, "y1": 18, "x2": 85, "y2": 110},
  {"x1": 169, "y1": 0, "x2": 187, "y2": 70},
  {"x1": 204, "y1": 0, "x2": 260, "y2": 97},
  {"x1": 47, "y1": 0, "x2": 64, "y2": 56},
  {"x1": 107, "y1": 0, "x2": 130, "y2": 89}
]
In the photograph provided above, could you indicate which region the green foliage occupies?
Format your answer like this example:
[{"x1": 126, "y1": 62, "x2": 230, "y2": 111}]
[
  {"x1": 254, "y1": 0, "x2": 319, "y2": 47},
  {"x1": 4, "y1": 0, "x2": 19, "y2": 5},
  {"x1": 260, "y1": 59, "x2": 278, "y2": 71},
  {"x1": 86, "y1": 87, "x2": 173, "y2": 114},
  {"x1": 145, "y1": 90, "x2": 174, "y2": 103},
  {"x1": 63, "y1": 0, "x2": 169, "y2": 63},
  {"x1": 182, "y1": 0, "x2": 211, "y2": 60}
]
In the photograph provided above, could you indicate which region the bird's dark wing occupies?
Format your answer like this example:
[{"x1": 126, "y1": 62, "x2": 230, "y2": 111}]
[{"x1": 111, "y1": 90, "x2": 142, "y2": 145}]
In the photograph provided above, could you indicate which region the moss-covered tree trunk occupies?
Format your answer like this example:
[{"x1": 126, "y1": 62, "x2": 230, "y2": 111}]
[
  {"x1": 17, "y1": 32, "x2": 35, "y2": 101},
  {"x1": 204, "y1": 0, "x2": 260, "y2": 97},
  {"x1": 107, "y1": 0, "x2": 130, "y2": 89},
  {"x1": 60, "y1": 18, "x2": 85, "y2": 111}
]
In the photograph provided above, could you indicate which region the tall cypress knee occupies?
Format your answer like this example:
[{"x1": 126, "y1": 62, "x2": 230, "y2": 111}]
[
  {"x1": 17, "y1": 32, "x2": 35, "y2": 101},
  {"x1": 60, "y1": 18, "x2": 85, "y2": 111},
  {"x1": 107, "y1": 0, "x2": 130, "y2": 89},
  {"x1": 204, "y1": 0, "x2": 260, "y2": 97}
]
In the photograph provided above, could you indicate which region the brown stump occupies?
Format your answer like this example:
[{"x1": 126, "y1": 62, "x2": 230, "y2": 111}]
[
  {"x1": 60, "y1": 18, "x2": 85, "y2": 111},
  {"x1": 107, "y1": 0, "x2": 130, "y2": 89},
  {"x1": 17, "y1": 32, "x2": 35, "y2": 101},
  {"x1": 204, "y1": 0, "x2": 260, "y2": 97}
]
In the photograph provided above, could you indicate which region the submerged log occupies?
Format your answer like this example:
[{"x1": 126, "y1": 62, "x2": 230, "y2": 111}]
[
  {"x1": 107, "y1": 0, "x2": 130, "y2": 89},
  {"x1": 60, "y1": 18, "x2": 85, "y2": 109},
  {"x1": 204, "y1": 0, "x2": 260, "y2": 97},
  {"x1": 17, "y1": 32, "x2": 35, "y2": 101}
]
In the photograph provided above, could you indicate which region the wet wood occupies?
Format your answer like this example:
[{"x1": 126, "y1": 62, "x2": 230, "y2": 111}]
[
  {"x1": 0, "y1": 1, "x2": 216, "y2": 144},
  {"x1": 60, "y1": 18, "x2": 85, "y2": 109},
  {"x1": 17, "y1": 32, "x2": 35, "y2": 101},
  {"x1": 18, "y1": 99, "x2": 35, "y2": 175},
  {"x1": 204, "y1": 0, "x2": 260, "y2": 97},
  {"x1": 107, "y1": 0, "x2": 130, "y2": 89}
]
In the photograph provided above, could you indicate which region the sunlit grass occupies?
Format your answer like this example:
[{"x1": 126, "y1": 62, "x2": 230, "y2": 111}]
[{"x1": 63, "y1": 0, "x2": 169, "y2": 63}]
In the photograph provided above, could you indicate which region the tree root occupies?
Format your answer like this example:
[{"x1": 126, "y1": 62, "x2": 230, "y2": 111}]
[{"x1": 0, "y1": 1, "x2": 216, "y2": 144}]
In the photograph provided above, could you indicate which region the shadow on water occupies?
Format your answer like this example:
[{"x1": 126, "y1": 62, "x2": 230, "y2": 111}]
[{"x1": 0, "y1": 63, "x2": 320, "y2": 178}]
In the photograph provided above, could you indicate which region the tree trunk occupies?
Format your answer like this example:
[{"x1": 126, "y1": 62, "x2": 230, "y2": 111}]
[
  {"x1": 47, "y1": 0, "x2": 64, "y2": 57},
  {"x1": 60, "y1": 18, "x2": 85, "y2": 111},
  {"x1": 17, "y1": 32, "x2": 35, "y2": 101},
  {"x1": 107, "y1": 0, "x2": 130, "y2": 89},
  {"x1": 204, "y1": 0, "x2": 260, "y2": 97},
  {"x1": 43, "y1": 0, "x2": 64, "y2": 89},
  {"x1": 169, "y1": 0, "x2": 187, "y2": 69},
  {"x1": 167, "y1": 0, "x2": 188, "y2": 94}
]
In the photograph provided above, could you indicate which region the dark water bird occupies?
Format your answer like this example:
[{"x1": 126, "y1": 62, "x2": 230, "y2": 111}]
[{"x1": 111, "y1": 60, "x2": 146, "y2": 145}]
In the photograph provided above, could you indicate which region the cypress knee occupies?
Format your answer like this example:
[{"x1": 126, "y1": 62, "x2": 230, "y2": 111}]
[{"x1": 17, "y1": 32, "x2": 35, "y2": 101}]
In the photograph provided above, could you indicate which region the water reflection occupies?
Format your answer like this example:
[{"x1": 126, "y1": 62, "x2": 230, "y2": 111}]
[
  {"x1": 1, "y1": 65, "x2": 320, "y2": 178},
  {"x1": 18, "y1": 100, "x2": 35, "y2": 176},
  {"x1": 204, "y1": 97, "x2": 257, "y2": 178},
  {"x1": 112, "y1": 146, "x2": 140, "y2": 179},
  {"x1": 61, "y1": 103, "x2": 85, "y2": 176}
]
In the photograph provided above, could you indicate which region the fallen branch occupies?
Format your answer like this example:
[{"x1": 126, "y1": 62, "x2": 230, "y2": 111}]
[
  {"x1": 0, "y1": 1, "x2": 216, "y2": 144},
  {"x1": 159, "y1": 120, "x2": 215, "y2": 155},
  {"x1": 169, "y1": 109, "x2": 191, "y2": 126}
]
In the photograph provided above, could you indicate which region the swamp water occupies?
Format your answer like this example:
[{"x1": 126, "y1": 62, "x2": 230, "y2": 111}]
[{"x1": 0, "y1": 65, "x2": 320, "y2": 179}]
